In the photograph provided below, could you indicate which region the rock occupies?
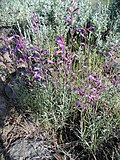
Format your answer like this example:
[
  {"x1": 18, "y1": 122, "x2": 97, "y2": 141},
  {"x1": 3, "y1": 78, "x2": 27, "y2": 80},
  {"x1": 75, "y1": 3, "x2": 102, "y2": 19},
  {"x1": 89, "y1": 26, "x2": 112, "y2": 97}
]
[
  {"x1": 116, "y1": 130, "x2": 120, "y2": 140},
  {"x1": 0, "y1": 79, "x2": 5, "y2": 95},
  {"x1": 7, "y1": 137, "x2": 55, "y2": 160},
  {"x1": 4, "y1": 84, "x2": 16, "y2": 99},
  {"x1": 0, "y1": 96, "x2": 8, "y2": 126}
]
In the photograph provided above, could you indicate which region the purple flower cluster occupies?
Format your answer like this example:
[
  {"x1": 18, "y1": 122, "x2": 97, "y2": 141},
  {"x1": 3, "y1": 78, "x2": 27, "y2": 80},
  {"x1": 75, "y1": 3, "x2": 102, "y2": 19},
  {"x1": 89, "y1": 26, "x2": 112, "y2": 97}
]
[
  {"x1": 64, "y1": 0, "x2": 79, "y2": 24},
  {"x1": 0, "y1": 33, "x2": 47, "y2": 85},
  {"x1": 103, "y1": 48, "x2": 120, "y2": 85},
  {"x1": 55, "y1": 36, "x2": 65, "y2": 51},
  {"x1": 64, "y1": 1, "x2": 95, "y2": 52},
  {"x1": 30, "y1": 13, "x2": 39, "y2": 32},
  {"x1": 74, "y1": 73, "x2": 107, "y2": 111}
]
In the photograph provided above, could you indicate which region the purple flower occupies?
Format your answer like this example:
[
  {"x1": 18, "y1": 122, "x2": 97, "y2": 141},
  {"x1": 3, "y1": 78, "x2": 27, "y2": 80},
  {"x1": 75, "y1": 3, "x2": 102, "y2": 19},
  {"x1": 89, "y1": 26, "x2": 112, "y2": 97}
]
[
  {"x1": 54, "y1": 50, "x2": 63, "y2": 55},
  {"x1": 82, "y1": 106, "x2": 87, "y2": 112},
  {"x1": 16, "y1": 40, "x2": 23, "y2": 50},
  {"x1": 89, "y1": 74, "x2": 101, "y2": 86},
  {"x1": 19, "y1": 58, "x2": 27, "y2": 65},
  {"x1": 86, "y1": 26, "x2": 95, "y2": 31},
  {"x1": 89, "y1": 75, "x2": 97, "y2": 81},
  {"x1": 33, "y1": 67, "x2": 40, "y2": 71},
  {"x1": 32, "y1": 24, "x2": 39, "y2": 32},
  {"x1": 32, "y1": 53, "x2": 41, "y2": 60},
  {"x1": 111, "y1": 74, "x2": 120, "y2": 84},
  {"x1": 33, "y1": 71, "x2": 42, "y2": 81},
  {"x1": 62, "y1": 53, "x2": 69, "y2": 61},
  {"x1": 76, "y1": 28, "x2": 86, "y2": 39},
  {"x1": 29, "y1": 46, "x2": 40, "y2": 52},
  {"x1": 1, "y1": 45, "x2": 8, "y2": 53},
  {"x1": 76, "y1": 27, "x2": 86, "y2": 32},
  {"x1": 88, "y1": 84, "x2": 96, "y2": 92},
  {"x1": 111, "y1": 78, "x2": 116, "y2": 83},
  {"x1": 108, "y1": 51, "x2": 115, "y2": 59},
  {"x1": 55, "y1": 36, "x2": 65, "y2": 51},
  {"x1": 79, "y1": 32, "x2": 86, "y2": 39},
  {"x1": 64, "y1": 16, "x2": 72, "y2": 23},
  {"x1": 57, "y1": 60, "x2": 63, "y2": 64},
  {"x1": 0, "y1": 38, "x2": 4, "y2": 41},
  {"x1": 74, "y1": 87, "x2": 84, "y2": 96},
  {"x1": 46, "y1": 59, "x2": 54, "y2": 64},
  {"x1": 41, "y1": 49, "x2": 48, "y2": 54},
  {"x1": 33, "y1": 76, "x2": 41, "y2": 81},
  {"x1": 85, "y1": 93, "x2": 99, "y2": 100},
  {"x1": 75, "y1": 101, "x2": 82, "y2": 107},
  {"x1": 8, "y1": 35, "x2": 20, "y2": 41},
  {"x1": 98, "y1": 86, "x2": 106, "y2": 91},
  {"x1": 103, "y1": 62, "x2": 109, "y2": 68}
]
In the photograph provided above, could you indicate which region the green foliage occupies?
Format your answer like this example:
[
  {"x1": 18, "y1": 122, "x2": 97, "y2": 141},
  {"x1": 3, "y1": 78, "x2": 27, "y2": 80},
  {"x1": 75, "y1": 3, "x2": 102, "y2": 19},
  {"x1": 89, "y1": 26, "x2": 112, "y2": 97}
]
[
  {"x1": 14, "y1": 80, "x2": 73, "y2": 129},
  {"x1": 76, "y1": 84, "x2": 120, "y2": 151}
]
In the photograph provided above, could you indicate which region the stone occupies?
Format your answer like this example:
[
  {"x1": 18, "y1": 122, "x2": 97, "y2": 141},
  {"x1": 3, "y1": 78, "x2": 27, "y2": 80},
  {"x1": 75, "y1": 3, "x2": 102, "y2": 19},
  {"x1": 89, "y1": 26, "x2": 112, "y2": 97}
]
[{"x1": 4, "y1": 84, "x2": 15, "y2": 99}]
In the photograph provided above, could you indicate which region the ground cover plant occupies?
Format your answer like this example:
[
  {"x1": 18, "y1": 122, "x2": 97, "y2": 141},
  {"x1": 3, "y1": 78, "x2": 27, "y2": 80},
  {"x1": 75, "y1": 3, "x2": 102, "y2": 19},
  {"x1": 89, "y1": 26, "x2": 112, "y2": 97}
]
[{"x1": 0, "y1": 0, "x2": 120, "y2": 159}]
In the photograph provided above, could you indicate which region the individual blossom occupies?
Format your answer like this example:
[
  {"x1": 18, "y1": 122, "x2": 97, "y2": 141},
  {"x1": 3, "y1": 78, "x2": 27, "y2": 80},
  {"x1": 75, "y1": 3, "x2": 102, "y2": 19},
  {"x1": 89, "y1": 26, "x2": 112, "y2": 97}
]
[
  {"x1": 15, "y1": 39, "x2": 23, "y2": 50},
  {"x1": 75, "y1": 101, "x2": 82, "y2": 107},
  {"x1": 108, "y1": 50, "x2": 114, "y2": 59},
  {"x1": 1, "y1": 45, "x2": 8, "y2": 53},
  {"x1": 76, "y1": 27, "x2": 86, "y2": 32},
  {"x1": 86, "y1": 26, "x2": 95, "y2": 31},
  {"x1": 55, "y1": 36, "x2": 65, "y2": 51},
  {"x1": 32, "y1": 25, "x2": 39, "y2": 32},
  {"x1": 46, "y1": 59, "x2": 54, "y2": 64},
  {"x1": 76, "y1": 27, "x2": 86, "y2": 39},
  {"x1": 19, "y1": 58, "x2": 27, "y2": 65},
  {"x1": 8, "y1": 34, "x2": 20, "y2": 41},
  {"x1": 54, "y1": 50, "x2": 63, "y2": 55},
  {"x1": 41, "y1": 49, "x2": 48, "y2": 54},
  {"x1": 74, "y1": 87, "x2": 84, "y2": 96},
  {"x1": 64, "y1": 16, "x2": 72, "y2": 23},
  {"x1": 32, "y1": 53, "x2": 41, "y2": 61},
  {"x1": 111, "y1": 74, "x2": 120, "y2": 84},
  {"x1": 103, "y1": 61, "x2": 109, "y2": 68},
  {"x1": 30, "y1": 13, "x2": 39, "y2": 32},
  {"x1": 29, "y1": 46, "x2": 40, "y2": 53},
  {"x1": 82, "y1": 106, "x2": 87, "y2": 112},
  {"x1": 0, "y1": 38, "x2": 4, "y2": 41},
  {"x1": 62, "y1": 53, "x2": 69, "y2": 61},
  {"x1": 88, "y1": 84, "x2": 96, "y2": 92},
  {"x1": 89, "y1": 74, "x2": 101, "y2": 86},
  {"x1": 33, "y1": 67, "x2": 40, "y2": 71},
  {"x1": 33, "y1": 71, "x2": 42, "y2": 81},
  {"x1": 85, "y1": 93, "x2": 100, "y2": 100}
]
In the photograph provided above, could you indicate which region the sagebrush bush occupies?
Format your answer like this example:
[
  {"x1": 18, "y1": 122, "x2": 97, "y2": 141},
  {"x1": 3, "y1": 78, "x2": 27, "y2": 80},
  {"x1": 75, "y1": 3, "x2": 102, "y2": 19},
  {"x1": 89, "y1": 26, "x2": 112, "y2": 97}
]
[{"x1": 1, "y1": 0, "x2": 119, "y2": 49}]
